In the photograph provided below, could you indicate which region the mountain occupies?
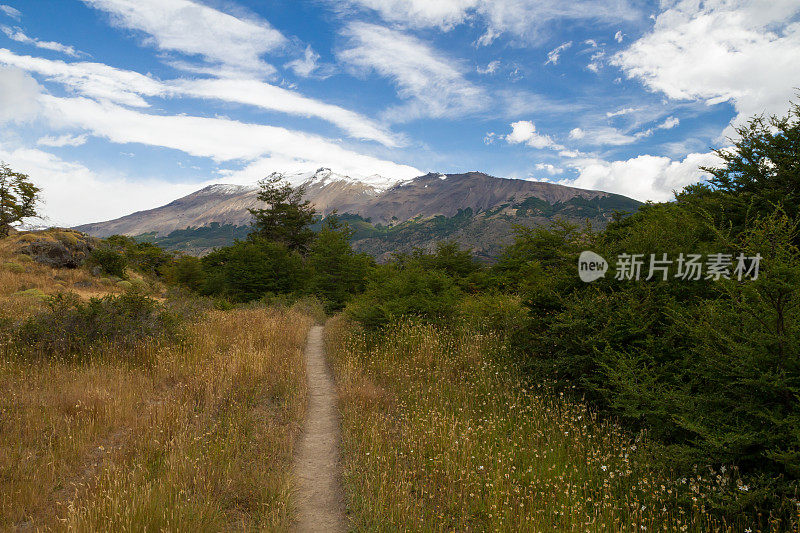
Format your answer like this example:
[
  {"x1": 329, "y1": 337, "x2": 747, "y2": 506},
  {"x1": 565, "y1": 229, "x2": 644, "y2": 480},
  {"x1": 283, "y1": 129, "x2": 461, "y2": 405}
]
[{"x1": 75, "y1": 168, "x2": 642, "y2": 260}]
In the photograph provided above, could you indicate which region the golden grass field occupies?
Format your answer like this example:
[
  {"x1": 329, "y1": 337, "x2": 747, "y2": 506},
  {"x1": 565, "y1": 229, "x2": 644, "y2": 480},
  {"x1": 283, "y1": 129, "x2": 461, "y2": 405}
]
[
  {"x1": 0, "y1": 236, "x2": 313, "y2": 531},
  {"x1": 326, "y1": 316, "x2": 785, "y2": 532}
]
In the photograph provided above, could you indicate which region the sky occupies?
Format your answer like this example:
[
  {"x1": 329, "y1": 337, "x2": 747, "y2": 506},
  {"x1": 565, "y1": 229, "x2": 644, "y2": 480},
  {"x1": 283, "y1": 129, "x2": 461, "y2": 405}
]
[{"x1": 0, "y1": 0, "x2": 798, "y2": 226}]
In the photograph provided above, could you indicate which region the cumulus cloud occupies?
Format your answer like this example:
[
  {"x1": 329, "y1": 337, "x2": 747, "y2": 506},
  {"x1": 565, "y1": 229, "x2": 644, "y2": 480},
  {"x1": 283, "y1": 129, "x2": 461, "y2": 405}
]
[
  {"x1": 613, "y1": 0, "x2": 800, "y2": 127},
  {"x1": 534, "y1": 163, "x2": 563, "y2": 175},
  {"x1": 0, "y1": 65, "x2": 41, "y2": 123},
  {"x1": 1, "y1": 26, "x2": 82, "y2": 57},
  {"x1": 477, "y1": 60, "x2": 500, "y2": 75},
  {"x1": 560, "y1": 151, "x2": 722, "y2": 201},
  {"x1": 81, "y1": 0, "x2": 287, "y2": 76},
  {"x1": 338, "y1": 22, "x2": 487, "y2": 122},
  {"x1": 505, "y1": 120, "x2": 561, "y2": 150}
]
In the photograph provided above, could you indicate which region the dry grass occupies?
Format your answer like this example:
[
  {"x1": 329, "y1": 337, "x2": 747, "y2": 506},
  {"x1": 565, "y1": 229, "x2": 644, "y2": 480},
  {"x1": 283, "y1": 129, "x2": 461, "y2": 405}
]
[
  {"x1": 326, "y1": 317, "x2": 790, "y2": 532},
  {"x1": 0, "y1": 307, "x2": 312, "y2": 531},
  {"x1": 0, "y1": 230, "x2": 132, "y2": 321}
]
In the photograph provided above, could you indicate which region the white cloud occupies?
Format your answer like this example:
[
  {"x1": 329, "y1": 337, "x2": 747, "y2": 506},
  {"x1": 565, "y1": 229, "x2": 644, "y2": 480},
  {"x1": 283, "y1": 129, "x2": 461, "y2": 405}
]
[
  {"x1": 0, "y1": 146, "x2": 205, "y2": 226},
  {"x1": 1, "y1": 26, "x2": 81, "y2": 57},
  {"x1": 545, "y1": 41, "x2": 572, "y2": 65},
  {"x1": 338, "y1": 22, "x2": 487, "y2": 122},
  {"x1": 0, "y1": 49, "x2": 401, "y2": 146},
  {"x1": 657, "y1": 116, "x2": 679, "y2": 130},
  {"x1": 37, "y1": 133, "x2": 88, "y2": 147},
  {"x1": 505, "y1": 120, "x2": 561, "y2": 150},
  {"x1": 40, "y1": 95, "x2": 421, "y2": 181},
  {"x1": 0, "y1": 4, "x2": 20, "y2": 20},
  {"x1": 0, "y1": 65, "x2": 41, "y2": 123},
  {"x1": 285, "y1": 45, "x2": 331, "y2": 78},
  {"x1": 477, "y1": 60, "x2": 500, "y2": 75},
  {"x1": 561, "y1": 151, "x2": 722, "y2": 201},
  {"x1": 614, "y1": 30, "x2": 624, "y2": 43},
  {"x1": 172, "y1": 77, "x2": 402, "y2": 147},
  {"x1": 342, "y1": 0, "x2": 641, "y2": 45},
  {"x1": 81, "y1": 0, "x2": 287, "y2": 76},
  {"x1": 569, "y1": 127, "x2": 585, "y2": 140},
  {"x1": 0, "y1": 48, "x2": 165, "y2": 107},
  {"x1": 613, "y1": 0, "x2": 800, "y2": 127},
  {"x1": 534, "y1": 163, "x2": 563, "y2": 175},
  {"x1": 338, "y1": 0, "x2": 477, "y2": 31},
  {"x1": 570, "y1": 125, "x2": 637, "y2": 146},
  {"x1": 606, "y1": 107, "x2": 637, "y2": 118}
]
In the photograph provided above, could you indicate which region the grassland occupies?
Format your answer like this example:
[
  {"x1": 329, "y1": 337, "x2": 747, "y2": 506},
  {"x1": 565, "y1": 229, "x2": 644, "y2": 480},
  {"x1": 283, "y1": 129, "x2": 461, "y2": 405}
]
[
  {"x1": 326, "y1": 316, "x2": 784, "y2": 532},
  {"x1": 0, "y1": 235, "x2": 314, "y2": 531}
]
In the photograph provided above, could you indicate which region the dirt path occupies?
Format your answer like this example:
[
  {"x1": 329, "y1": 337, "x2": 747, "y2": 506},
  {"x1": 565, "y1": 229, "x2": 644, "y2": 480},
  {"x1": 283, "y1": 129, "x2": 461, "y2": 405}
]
[{"x1": 293, "y1": 325, "x2": 348, "y2": 532}]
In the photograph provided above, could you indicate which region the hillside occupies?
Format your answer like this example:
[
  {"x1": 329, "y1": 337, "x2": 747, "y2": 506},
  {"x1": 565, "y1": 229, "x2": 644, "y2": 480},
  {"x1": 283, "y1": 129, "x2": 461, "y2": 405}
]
[{"x1": 75, "y1": 169, "x2": 641, "y2": 259}]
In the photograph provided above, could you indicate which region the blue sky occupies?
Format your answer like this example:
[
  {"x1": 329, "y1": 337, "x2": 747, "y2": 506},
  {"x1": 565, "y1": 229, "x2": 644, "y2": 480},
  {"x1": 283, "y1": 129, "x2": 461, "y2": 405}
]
[{"x1": 0, "y1": 0, "x2": 798, "y2": 226}]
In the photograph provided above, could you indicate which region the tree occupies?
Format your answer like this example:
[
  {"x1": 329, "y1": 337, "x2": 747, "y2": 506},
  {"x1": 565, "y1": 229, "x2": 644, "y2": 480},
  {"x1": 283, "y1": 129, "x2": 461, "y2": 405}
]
[
  {"x1": 700, "y1": 101, "x2": 800, "y2": 224},
  {"x1": 308, "y1": 215, "x2": 373, "y2": 311},
  {"x1": 0, "y1": 162, "x2": 40, "y2": 237},
  {"x1": 248, "y1": 174, "x2": 316, "y2": 253}
]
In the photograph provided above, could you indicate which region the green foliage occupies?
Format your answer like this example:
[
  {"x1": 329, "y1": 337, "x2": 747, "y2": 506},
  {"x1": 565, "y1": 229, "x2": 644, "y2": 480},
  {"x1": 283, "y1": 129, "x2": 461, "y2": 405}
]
[
  {"x1": 346, "y1": 264, "x2": 462, "y2": 330},
  {"x1": 0, "y1": 162, "x2": 40, "y2": 237},
  {"x1": 167, "y1": 255, "x2": 205, "y2": 292},
  {"x1": 15, "y1": 291, "x2": 181, "y2": 362},
  {"x1": 90, "y1": 246, "x2": 128, "y2": 278},
  {"x1": 307, "y1": 215, "x2": 374, "y2": 312},
  {"x1": 102, "y1": 235, "x2": 174, "y2": 276},
  {"x1": 201, "y1": 238, "x2": 308, "y2": 302},
  {"x1": 248, "y1": 175, "x2": 316, "y2": 253}
]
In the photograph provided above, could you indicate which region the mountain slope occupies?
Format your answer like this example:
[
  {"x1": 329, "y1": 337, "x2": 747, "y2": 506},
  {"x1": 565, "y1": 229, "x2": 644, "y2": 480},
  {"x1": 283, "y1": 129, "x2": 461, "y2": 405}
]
[{"x1": 75, "y1": 169, "x2": 641, "y2": 259}]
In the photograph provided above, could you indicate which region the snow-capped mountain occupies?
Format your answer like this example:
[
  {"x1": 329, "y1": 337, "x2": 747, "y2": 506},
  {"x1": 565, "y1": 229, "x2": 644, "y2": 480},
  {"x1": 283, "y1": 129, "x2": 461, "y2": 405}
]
[{"x1": 75, "y1": 170, "x2": 642, "y2": 259}]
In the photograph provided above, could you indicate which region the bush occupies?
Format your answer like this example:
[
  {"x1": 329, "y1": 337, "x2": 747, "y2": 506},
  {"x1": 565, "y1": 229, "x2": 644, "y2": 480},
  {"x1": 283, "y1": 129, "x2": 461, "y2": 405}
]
[
  {"x1": 346, "y1": 265, "x2": 461, "y2": 329},
  {"x1": 15, "y1": 291, "x2": 181, "y2": 362},
  {"x1": 90, "y1": 247, "x2": 128, "y2": 277}
]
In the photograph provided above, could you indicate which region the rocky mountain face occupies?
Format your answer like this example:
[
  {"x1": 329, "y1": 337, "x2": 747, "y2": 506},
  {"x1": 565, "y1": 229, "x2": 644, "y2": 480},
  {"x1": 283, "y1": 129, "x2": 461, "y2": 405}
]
[{"x1": 75, "y1": 168, "x2": 641, "y2": 260}]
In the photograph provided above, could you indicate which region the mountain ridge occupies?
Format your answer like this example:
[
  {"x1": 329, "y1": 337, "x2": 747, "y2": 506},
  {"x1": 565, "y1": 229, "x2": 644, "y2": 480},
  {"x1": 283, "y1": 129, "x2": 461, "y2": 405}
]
[{"x1": 75, "y1": 169, "x2": 642, "y2": 259}]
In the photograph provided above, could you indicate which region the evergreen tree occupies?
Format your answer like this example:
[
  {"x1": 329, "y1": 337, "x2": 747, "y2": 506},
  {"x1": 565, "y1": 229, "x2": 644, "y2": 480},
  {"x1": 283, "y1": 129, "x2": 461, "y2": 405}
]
[{"x1": 248, "y1": 174, "x2": 316, "y2": 253}]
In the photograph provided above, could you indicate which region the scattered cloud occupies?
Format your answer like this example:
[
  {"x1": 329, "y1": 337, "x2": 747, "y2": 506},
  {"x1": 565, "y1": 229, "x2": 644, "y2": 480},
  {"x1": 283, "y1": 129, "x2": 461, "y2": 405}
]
[
  {"x1": 339, "y1": 0, "x2": 641, "y2": 46},
  {"x1": 534, "y1": 162, "x2": 563, "y2": 175},
  {"x1": 569, "y1": 127, "x2": 585, "y2": 139},
  {"x1": 285, "y1": 45, "x2": 333, "y2": 78},
  {"x1": 613, "y1": 0, "x2": 800, "y2": 127},
  {"x1": 0, "y1": 4, "x2": 20, "y2": 20},
  {"x1": 338, "y1": 22, "x2": 487, "y2": 122},
  {"x1": 81, "y1": 0, "x2": 287, "y2": 76},
  {"x1": 606, "y1": 106, "x2": 637, "y2": 118},
  {"x1": 545, "y1": 41, "x2": 572, "y2": 65},
  {"x1": 505, "y1": 120, "x2": 562, "y2": 150},
  {"x1": 1, "y1": 26, "x2": 82, "y2": 57},
  {"x1": 657, "y1": 116, "x2": 679, "y2": 130},
  {"x1": 477, "y1": 59, "x2": 500, "y2": 75},
  {"x1": 37, "y1": 133, "x2": 89, "y2": 147},
  {"x1": 614, "y1": 30, "x2": 624, "y2": 43}
]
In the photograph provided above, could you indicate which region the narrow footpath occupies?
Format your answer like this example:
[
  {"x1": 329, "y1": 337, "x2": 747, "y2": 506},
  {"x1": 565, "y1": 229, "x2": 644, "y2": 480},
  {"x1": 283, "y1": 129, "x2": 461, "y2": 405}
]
[{"x1": 293, "y1": 325, "x2": 348, "y2": 532}]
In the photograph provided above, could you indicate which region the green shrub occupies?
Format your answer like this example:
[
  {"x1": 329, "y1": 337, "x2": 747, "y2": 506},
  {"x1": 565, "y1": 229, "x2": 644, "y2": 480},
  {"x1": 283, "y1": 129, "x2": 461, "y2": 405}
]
[
  {"x1": 2, "y1": 261, "x2": 24, "y2": 273},
  {"x1": 116, "y1": 280, "x2": 133, "y2": 290},
  {"x1": 90, "y1": 247, "x2": 127, "y2": 277},
  {"x1": 15, "y1": 291, "x2": 181, "y2": 362}
]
